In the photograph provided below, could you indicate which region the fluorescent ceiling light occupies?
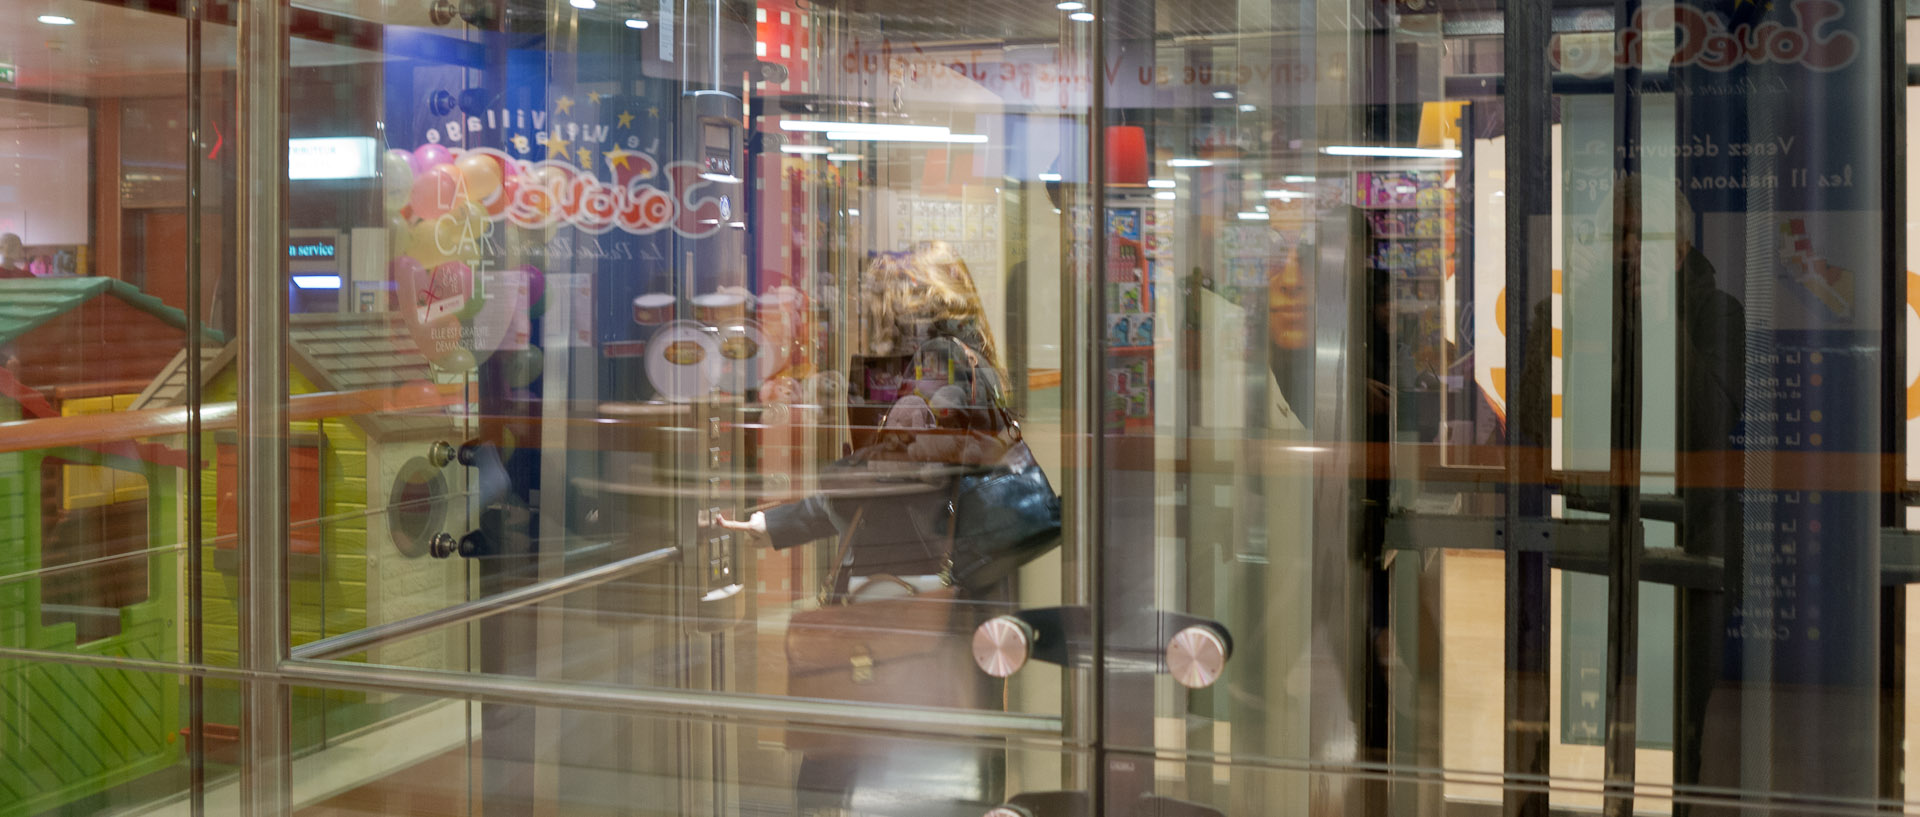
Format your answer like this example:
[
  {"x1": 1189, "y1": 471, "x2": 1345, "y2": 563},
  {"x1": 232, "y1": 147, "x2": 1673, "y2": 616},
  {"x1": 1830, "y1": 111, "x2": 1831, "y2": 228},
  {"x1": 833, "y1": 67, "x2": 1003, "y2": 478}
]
[
  {"x1": 1038, "y1": 172, "x2": 1063, "y2": 182},
  {"x1": 1236, "y1": 211, "x2": 1270, "y2": 221},
  {"x1": 288, "y1": 137, "x2": 378, "y2": 180},
  {"x1": 780, "y1": 144, "x2": 831, "y2": 154},
  {"x1": 1153, "y1": 191, "x2": 1176, "y2": 200},
  {"x1": 569, "y1": 0, "x2": 595, "y2": 8},
  {"x1": 1069, "y1": 11, "x2": 1094, "y2": 21},
  {"x1": 1283, "y1": 174, "x2": 1316, "y2": 183},
  {"x1": 826, "y1": 153, "x2": 862, "y2": 161},
  {"x1": 1263, "y1": 190, "x2": 1309, "y2": 201},
  {"x1": 826, "y1": 130, "x2": 986, "y2": 143},
  {"x1": 781, "y1": 120, "x2": 949, "y2": 139},
  {"x1": 1056, "y1": 0, "x2": 1084, "y2": 8},
  {"x1": 1322, "y1": 145, "x2": 1462, "y2": 159},
  {"x1": 1212, "y1": 91, "x2": 1233, "y2": 100},
  {"x1": 1238, "y1": 104, "x2": 1256, "y2": 112},
  {"x1": 847, "y1": 209, "x2": 860, "y2": 216},
  {"x1": 1147, "y1": 179, "x2": 1174, "y2": 188},
  {"x1": 293, "y1": 275, "x2": 342, "y2": 290},
  {"x1": 37, "y1": 14, "x2": 73, "y2": 24},
  {"x1": 1167, "y1": 158, "x2": 1212, "y2": 167},
  {"x1": 625, "y1": 17, "x2": 649, "y2": 28}
]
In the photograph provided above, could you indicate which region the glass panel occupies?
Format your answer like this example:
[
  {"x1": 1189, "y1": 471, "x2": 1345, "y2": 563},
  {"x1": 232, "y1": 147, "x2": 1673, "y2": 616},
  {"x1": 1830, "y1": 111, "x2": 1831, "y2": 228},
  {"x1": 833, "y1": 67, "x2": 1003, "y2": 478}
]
[
  {"x1": 1103, "y1": 0, "x2": 1910, "y2": 813},
  {"x1": 0, "y1": 661, "x2": 241, "y2": 816},
  {"x1": 282, "y1": 0, "x2": 1092, "y2": 735},
  {"x1": 0, "y1": 0, "x2": 227, "y2": 673},
  {"x1": 1107, "y1": 751, "x2": 1908, "y2": 817},
  {"x1": 276, "y1": 682, "x2": 1081, "y2": 816}
]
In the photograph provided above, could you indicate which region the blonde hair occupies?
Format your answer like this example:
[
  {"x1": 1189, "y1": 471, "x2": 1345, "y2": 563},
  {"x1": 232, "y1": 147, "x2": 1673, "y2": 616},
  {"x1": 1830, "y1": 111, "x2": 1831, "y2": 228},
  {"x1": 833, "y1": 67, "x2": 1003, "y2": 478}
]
[{"x1": 859, "y1": 241, "x2": 1010, "y2": 394}]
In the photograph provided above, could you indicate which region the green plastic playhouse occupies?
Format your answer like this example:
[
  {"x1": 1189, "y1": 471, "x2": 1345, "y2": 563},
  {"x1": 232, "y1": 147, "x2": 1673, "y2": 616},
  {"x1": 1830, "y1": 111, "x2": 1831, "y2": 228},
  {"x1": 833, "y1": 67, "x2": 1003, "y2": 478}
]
[{"x1": 0, "y1": 278, "x2": 222, "y2": 816}]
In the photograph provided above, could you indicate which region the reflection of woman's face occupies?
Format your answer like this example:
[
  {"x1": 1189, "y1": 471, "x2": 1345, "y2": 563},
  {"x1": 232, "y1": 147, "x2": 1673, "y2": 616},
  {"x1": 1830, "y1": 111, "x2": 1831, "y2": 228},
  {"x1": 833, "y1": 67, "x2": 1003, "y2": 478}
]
[{"x1": 1268, "y1": 245, "x2": 1311, "y2": 350}]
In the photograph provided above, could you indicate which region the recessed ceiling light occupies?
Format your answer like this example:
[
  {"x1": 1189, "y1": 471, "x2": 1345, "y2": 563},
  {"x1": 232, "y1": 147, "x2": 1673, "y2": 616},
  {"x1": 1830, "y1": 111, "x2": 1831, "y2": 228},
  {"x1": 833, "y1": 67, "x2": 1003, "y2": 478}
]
[
  {"x1": 625, "y1": 17, "x2": 649, "y2": 28},
  {"x1": 569, "y1": 0, "x2": 595, "y2": 9},
  {"x1": 1056, "y1": 1, "x2": 1084, "y2": 8},
  {"x1": 37, "y1": 14, "x2": 73, "y2": 24},
  {"x1": 1212, "y1": 91, "x2": 1233, "y2": 100},
  {"x1": 1069, "y1": 11, "x2": 1095, "y2": 21},
  {"x1": 826, "y1": 153, "x2": 862, "y2": 161},
  {"x1": 1038, "y1": 172, "x2": 1063, "y2": 182},
  {"x1": 1147, "y1": 179, "x2": 1174, "y2": 188},
  {"x1": 1238, "y1": 104, "x2": 1256, "y2": 112},
  {"x1": 1153, "y1": 191, "x2": 1176, "y2": 200},
  {"x1": 780, "y1": 145, "x2": 830, "y2": 154},
  {"x1": 1322, "y1": 144, "x2": 1462, "y2": 159},
  {"x1": 1167, "y1": 158, "x2": 1213, "y2": 167},
  {"x1": 784, "y1": 120, "x2": 949, "y2": 138}
]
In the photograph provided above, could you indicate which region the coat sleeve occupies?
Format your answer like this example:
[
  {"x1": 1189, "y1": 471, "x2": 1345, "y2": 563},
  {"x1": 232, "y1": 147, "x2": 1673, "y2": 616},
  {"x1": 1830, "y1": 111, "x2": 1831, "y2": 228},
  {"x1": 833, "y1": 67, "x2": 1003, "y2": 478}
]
[{"x1": 761, "y1": 494, "x2": 841, "y2": 550}]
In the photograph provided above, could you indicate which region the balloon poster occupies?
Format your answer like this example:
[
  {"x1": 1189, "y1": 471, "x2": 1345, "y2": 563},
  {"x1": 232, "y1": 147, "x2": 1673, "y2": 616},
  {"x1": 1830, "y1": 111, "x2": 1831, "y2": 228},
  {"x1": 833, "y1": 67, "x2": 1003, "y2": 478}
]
[{"x1": 380, "y1": 29, "x2": 737, "y2": 398}]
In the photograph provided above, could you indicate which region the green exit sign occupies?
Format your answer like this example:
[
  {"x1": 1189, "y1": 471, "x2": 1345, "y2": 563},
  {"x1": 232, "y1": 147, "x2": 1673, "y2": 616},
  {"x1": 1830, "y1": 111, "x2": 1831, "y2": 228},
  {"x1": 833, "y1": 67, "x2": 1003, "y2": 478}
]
[{"x1": 0, "y1": 64, "x2": 17, "y2": 87}]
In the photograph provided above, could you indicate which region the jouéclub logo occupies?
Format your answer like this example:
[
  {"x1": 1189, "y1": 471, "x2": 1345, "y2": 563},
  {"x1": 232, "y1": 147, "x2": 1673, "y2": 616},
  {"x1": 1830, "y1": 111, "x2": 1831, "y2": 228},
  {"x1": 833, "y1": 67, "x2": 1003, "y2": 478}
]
[{"x1": 1549, "y1": 0, "x2": 1859, "y2": 79}]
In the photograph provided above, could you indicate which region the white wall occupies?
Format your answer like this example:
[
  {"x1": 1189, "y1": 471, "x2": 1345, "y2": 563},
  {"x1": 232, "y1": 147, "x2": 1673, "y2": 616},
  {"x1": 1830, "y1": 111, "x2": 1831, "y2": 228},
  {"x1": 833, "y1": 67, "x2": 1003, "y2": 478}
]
[{"x1": 0, "y1": 124, "x2": 90, "y2": 246}]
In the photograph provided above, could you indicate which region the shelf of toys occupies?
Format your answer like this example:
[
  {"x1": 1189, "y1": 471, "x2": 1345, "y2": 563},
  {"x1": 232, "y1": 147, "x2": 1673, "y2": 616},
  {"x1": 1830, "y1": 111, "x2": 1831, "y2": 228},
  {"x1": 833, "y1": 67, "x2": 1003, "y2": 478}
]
[
  {"x1": 1104, "y1": 201, "x2": 1159, "y2": 435},
  {"x1": 1356, "y1": 167, "x2": 1456, "y2": 441}
]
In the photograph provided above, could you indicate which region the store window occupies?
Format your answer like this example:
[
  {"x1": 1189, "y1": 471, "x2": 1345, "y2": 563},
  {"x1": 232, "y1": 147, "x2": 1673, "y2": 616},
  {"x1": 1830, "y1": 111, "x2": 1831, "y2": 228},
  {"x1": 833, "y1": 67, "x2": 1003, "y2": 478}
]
[{"x1": 0, "y1": 0, "x2": 1914, "y2": 815}]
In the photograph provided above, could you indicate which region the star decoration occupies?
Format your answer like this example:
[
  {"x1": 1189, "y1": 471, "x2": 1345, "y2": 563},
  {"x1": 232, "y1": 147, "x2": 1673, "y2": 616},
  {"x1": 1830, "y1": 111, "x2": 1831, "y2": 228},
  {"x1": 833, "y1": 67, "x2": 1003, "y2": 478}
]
[
  {"x1": 617, "y1": 111, "x2": 636, "y2": 128},
  {"x1": 546, "y1": 135, "x2": 571, "y2": 158},
  {"x1": 605, "y1": 147, "x2": 635, "y2": 170},
  {"x1": 511, "y1": 134, "x2": 531, "y2": 153},
  {"x1": 647, "y1": 105, "x2": 660, "y2": 118},
  {"x1": 588, "y1": 91, "x2": 602, "y2": 104},
  {"x1": 554, "y1": 95, "x2": 575, "y2": 115}
]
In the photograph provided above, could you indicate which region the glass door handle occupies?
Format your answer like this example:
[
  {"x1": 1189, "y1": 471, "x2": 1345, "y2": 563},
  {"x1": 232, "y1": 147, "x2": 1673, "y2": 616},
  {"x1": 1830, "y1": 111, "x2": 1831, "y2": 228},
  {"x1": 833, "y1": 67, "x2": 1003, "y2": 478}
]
[
  {"x1": 968, "y1": 606, "x2": 1233, "y2": 687},
  {"x1": 972, "y1": 615, "x2": 1037, "y2": 678},
  {"x1": 1166, "y1": 624, "x2": 1231, "y2": 689},
  {"x1": 995, "y1": 789, "x2": 1086, "y2": 817},
  {"x1": 988, "y1": 791, "x2": 1222, "y2": 817}
]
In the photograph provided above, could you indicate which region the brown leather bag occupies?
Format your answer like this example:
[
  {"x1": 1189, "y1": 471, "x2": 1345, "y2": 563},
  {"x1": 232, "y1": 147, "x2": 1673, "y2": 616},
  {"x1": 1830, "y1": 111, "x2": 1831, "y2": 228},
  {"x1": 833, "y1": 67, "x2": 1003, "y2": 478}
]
[
  {"x1": 784, "y1": 507, "x2": 998, "y2": 754},
  {"x1": 785, "y1": 577, "x2": 970, "y2": 705}
]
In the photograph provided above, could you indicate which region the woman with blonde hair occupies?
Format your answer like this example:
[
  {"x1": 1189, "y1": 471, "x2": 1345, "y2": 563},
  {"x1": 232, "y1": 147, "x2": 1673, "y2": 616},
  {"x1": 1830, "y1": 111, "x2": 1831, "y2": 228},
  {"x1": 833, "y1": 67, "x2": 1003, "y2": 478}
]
[
  {"x1": 718, "y1": 240, "x2": 1027, "y2": 557},
  {"x1": 716, "y1": 240, "x2": 1055, "y2": 813}
]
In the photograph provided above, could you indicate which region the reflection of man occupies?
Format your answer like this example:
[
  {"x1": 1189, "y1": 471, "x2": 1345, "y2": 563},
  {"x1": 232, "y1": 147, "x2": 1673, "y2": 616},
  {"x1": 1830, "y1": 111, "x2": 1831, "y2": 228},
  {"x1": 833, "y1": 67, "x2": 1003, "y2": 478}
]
[
  {"x1": 0, "y1": 234, "x2": 29, "y2": 279},
  {"x1": 1266, "y1": 237, "x2": 1311, "y2": 429},
  {"x1": 1670, "y1": 183, "x2": 1745, "y2": 805}
]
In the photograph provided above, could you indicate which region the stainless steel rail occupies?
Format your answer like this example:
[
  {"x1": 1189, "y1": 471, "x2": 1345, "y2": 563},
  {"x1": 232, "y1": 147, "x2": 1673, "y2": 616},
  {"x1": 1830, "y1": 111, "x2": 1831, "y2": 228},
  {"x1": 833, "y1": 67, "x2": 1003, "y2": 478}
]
[
  {"x1": 279, "y1": 658, "x2": 1064, "y2": 740},
  {"x1": 292, "y1": 545, "x2": 681, "y2": 661}
]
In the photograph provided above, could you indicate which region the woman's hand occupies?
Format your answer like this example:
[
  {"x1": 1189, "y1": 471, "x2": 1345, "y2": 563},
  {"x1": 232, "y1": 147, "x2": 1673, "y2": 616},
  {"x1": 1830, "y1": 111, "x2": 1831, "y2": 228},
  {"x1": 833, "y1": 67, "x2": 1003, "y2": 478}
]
[{"x1": 712, "y1": 510, "x2": 770, "y2": 548}]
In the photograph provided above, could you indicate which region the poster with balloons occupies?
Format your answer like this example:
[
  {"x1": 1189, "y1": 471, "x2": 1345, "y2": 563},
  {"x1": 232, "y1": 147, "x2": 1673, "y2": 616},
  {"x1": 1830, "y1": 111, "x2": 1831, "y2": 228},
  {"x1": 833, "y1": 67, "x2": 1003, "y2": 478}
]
[{"x1": 380, "y1": 30, "x2": 736, "y2": 399}]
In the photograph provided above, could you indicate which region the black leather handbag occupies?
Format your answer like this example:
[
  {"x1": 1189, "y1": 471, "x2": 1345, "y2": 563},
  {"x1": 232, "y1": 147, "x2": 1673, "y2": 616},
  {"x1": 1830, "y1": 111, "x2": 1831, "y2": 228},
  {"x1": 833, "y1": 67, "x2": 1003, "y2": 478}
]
[
  {"x1": 920, "y1": 334, "x2": 1062, "y2": 591},
  {"x1": 945, "y1": 438, "x2": 1061, "y2": 591}
]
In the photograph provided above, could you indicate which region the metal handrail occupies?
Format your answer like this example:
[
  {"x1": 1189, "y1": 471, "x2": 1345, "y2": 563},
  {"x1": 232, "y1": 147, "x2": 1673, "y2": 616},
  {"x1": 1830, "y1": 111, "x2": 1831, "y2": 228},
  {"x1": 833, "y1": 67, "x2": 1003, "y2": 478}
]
[{"x1": 292, "y1": 545, "x2": 680, "y2": 661}]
